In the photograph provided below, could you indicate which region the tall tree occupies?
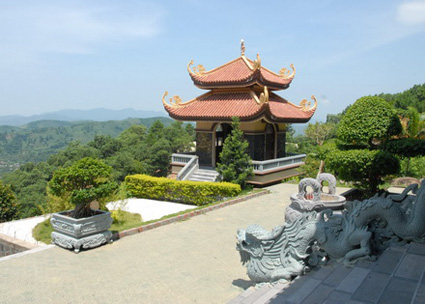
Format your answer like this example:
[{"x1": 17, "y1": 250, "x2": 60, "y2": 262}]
[
  {"x1": 217, "y1": 117, "x2": 253, "y2": 188},
  {"x1": 0, "y1": 180, "x2": 18, "y2": 223},
  {"x1": 304, "y1": 122, "x2": 335, "y2": 177}
]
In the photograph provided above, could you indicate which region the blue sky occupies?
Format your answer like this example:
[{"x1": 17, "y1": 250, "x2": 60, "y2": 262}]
[{"x1": 0, "y1": 0, "x2": 424, "y2": 122}]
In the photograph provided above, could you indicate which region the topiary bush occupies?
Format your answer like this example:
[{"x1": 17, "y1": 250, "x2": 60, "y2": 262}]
[
  {"x1": 337, "y1": 96, "x2": 402, "y2": 147},
  {"x1": 326, "y1": 149, "x2": 400, "y2": 193},
  {"x1": 382, "y1": 138, "x2": 425, "y2": 158},
  {"x1": 125, "y1": 174, "x2": 241, "y2": 206}
]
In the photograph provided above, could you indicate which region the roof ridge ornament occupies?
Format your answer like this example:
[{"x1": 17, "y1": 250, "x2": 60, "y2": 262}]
[
  {"x1": 279, "y1": 64, "x2": 296, "y2": 79},
  {"x1": 241, "y1": 39, "x2": 245, "y2": 56},
  {"x1": 259, "y1": 86, "x2": 269, "y2": 104},
  {"x1": 299, "y1": 95, "x2": 317, "y2": 111},
  {"x1": 187, "y1": 60, "x2": 206, "y2": 76},
  {"x1": 162, "y1": 91, "x2": 183, "y2": 108},
  {"x1": 252, "y1": 53, "x2": 262, "y2": 70}
]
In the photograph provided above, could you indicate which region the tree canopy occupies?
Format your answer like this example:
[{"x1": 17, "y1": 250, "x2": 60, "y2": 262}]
[
  {"x1": 48, "y1": 157, "x2": 118, "y2": 218},
  {"x1": 337, "y1": 96, "x2": 402, "y2": 147},
  {"x1": 0, "y1": 180, "x2": 18, "y2": 223}
]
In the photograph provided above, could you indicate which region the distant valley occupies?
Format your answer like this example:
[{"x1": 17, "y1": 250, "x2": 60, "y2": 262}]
[
  {"x1": 0, "y1": 108, "x2": 167, "y2": 126},
  {"x1": 0, "y1": 109, "x2": 172, "y2": 174}
]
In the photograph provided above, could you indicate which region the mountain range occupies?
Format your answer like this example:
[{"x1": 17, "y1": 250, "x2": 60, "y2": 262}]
[{"x1": 0, "y1": 108, "x2": 167, "y2": 126}]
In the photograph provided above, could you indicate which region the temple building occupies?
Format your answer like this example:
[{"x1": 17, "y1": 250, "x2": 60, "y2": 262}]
[{"x1": 163, "y1": 41, "x2": 317, "y2": 185}]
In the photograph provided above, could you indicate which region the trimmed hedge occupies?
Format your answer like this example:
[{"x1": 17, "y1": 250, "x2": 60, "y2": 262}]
[
  {"x1": 326, "y1": 149, "x2": 400, "y2": 192},
  {"x1": 124, "y1": 174, "x2": 241, "y2": 206},
  {"x1": 382, "y1": 138, "x2": 425, "y2": 158}
]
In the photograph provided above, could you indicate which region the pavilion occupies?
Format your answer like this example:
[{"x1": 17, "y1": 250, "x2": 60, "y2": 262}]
[{"x1": 163, "y1": 41, "x2": 317, "y2": 185}]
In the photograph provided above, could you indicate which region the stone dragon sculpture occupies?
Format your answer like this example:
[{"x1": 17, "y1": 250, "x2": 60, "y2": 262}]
[{"x1": 236, "y1": 180, "x2": 425, "y2": 283}]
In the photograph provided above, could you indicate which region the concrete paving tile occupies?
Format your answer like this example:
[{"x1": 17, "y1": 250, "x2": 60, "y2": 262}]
[
  {"x1": 286, "y1": 278, "x2": 322, "y2": 303},
  {"x1": 323, "y1": 291, "x2": 351, "y2": 304},
  {"x1": 354, "y1": 258, "x2": 376, "y2": 269},
  {"x1": 300, "y1": 284, "x2": 334, "y2": 304},
  {"x1": 394, "y1": 253, "x2": 425, "y2": 281},
  {"x1": 352, "y1": 271, "x2": 390, "y2": 303},
  {"x1": 252, "y1": 287, "x2": 285, "y2": 304},
  {"x1": 322, "y1": 265, "x2": 352, "y2": 287},
  {"x1": 408, "y1": 242, "x2": 425, "y2": 256},
  {"x1": 377, "y1": 277, "x2": 416, "y2": 304},
  {"x1": 310, "y1": 265, "x2": 334, "y2": 280},
  {"x1": 336, "y1": 267, "x2": 370, "y2": 294},
  {"x1": 413, "y1": 287, "x2": 425, "y2": 304},
  {"x1": 387, "y1": 243, "x2": 409, "y2": 253},
  {"x1": 372, "y1": 249, "x2": 404, "y2": 274},
  {"x1": 240, "y1": 285, "x2": 272, "y2": 304},
  {"x1": 274, "y1": 278, "x2": 308, "y2": 298},
  {"x1": 238, "y1": 287, "x2": 257, "y2": 299}
]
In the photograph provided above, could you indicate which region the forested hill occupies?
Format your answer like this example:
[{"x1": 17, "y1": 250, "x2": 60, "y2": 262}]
[
  {"x1": 0, "y1": 117, "x2": 173, "y2": 168},
  {"x1": 377, "y1": 83, "x2": 425, "y2": 113}
]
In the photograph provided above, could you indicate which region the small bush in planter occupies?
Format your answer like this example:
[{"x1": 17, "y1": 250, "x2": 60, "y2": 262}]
[{"x1": 48, "y1": 157, "x2": 118, "y2": 219}]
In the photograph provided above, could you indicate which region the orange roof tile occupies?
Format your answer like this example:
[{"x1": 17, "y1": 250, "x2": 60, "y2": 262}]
[
  {"x1": 163, "y1": 89, "x2": 315, "y2": 123},
  {"x1": 188, "y1": 56, "x2": 294, "y2": 90}
]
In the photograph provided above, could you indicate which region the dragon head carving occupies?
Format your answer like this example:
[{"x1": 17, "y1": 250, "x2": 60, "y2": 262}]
[{"x1": 236, "y1": 225, "x2": 271, "y2": 264}]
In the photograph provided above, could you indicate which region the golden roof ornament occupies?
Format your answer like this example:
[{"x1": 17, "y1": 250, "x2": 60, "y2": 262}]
[
  {"x1": 279, "y1": 64, "x2": 296, "y2": 79},
  {"x1": 241, "y1": 39, "x2": 245, "y2": 56},
  {"x1": 162, "y1": 91, "x2": 183, "y2": 107},
  {"x1": 299, "y1": 95, "x2": 317, "y2": 111},
  {"x1": 187, "y1": 60, "x2": 206, "y2": 76},
  {"x1": 252, "y1": 53, "x2": 262, "y2": 70},
  {"x1": 259, "y1": 86, "x2": 269, "y2": 104}
]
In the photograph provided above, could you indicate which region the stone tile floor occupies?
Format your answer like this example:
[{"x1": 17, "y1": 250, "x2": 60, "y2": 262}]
[{"x1": 229, "y1": 242, "x2": 425, "y2": 304}]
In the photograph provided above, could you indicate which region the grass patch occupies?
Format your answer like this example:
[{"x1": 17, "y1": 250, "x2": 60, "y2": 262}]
[
  {"x1": 110, "y1": 211, "x2": 142, "y2": 232},
  {"x1": 33, "y1": 218, "x2": 54, "y2": 244},
  {"x1": 33, "y1": 188, "x2": 267, "y2": 244},
  {"x1": 33, "y1": 211, "x2": 142, "y2": 244},
  {"x1": 140, "y1": 188, "x2": 267, "y2": 225}
]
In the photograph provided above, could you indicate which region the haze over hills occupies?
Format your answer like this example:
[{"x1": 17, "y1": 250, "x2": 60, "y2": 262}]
[
  {"x1": 0, "y1": 116, "x2": 174, "y2": 175},
  {"x1": 0, "y1": 108, "x2": 167, "y2": 126}
]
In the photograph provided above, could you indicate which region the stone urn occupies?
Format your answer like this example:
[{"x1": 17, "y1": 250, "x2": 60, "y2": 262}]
[
  {"x1": 285, "y1": 173, "x2": 346, "y2": 224},
  {"x1": 51, "y1": 209, "x2": 113, "y2": 253}
]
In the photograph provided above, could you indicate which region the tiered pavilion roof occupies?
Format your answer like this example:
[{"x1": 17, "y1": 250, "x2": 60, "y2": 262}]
[{"x1": 162, "y1": 41, "x2": 317, "y2": 123}]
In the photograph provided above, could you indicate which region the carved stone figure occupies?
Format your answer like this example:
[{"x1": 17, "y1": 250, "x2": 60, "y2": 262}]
[{"x1": 237, "y1": 181, "x2": 425, "y2": 283}]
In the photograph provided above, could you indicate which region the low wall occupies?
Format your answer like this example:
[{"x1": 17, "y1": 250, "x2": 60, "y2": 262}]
[{"x1": 0, "y1": 233, "x2": 37, "y2": 257}]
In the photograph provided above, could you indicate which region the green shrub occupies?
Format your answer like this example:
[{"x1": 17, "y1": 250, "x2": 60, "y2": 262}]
[
  {"x1": 326, "y1": 149, "x2": 400, "y2": 193},
  {"x1": 382, "y1": 138, "x2": 425, "y2": 158},
  {"x1": 337, "y1": 96, "x2": 402, "y2": 146},
  {"x1": 125, "y1": 174, "x2": 241, "y2": 206},
  {"x1": 0, "y1": 180, "x2": 18, "y2": 223}
]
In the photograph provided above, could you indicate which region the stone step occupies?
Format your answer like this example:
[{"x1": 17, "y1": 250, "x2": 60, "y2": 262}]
[{"x1": 187, "y1": 168, "x2": 220, "y2": 182}]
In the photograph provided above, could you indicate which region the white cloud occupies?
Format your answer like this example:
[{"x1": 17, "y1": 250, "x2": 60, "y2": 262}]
[
  {"x1": 0, "y1": 1, "x2": 165, "y2": 55},
  {"x1": 397, "y1": 1, "x2": 425, "y2": 25}
]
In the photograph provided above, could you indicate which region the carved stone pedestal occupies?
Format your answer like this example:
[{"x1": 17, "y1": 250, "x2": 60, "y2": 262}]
[{"x1": 51, "y1": 210, "x2": 113, "y2": 253}]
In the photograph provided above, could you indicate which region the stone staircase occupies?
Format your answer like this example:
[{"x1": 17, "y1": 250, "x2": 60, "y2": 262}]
[{"x1": 187, "y1": 168, "x2": 220, "y2": 182}]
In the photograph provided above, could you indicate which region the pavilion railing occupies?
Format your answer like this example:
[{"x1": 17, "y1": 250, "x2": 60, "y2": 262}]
[
  {"x1": 172, "y1": 153, "x2": 199, "y2": 181},
  {"x1": 251, "y1": 154, "x2": 306, "y2": 173}
]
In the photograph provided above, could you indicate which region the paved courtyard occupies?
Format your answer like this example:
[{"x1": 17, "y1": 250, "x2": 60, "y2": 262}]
[{"x1": 0, "y1": 183, "x2": 423, "y2": 303}]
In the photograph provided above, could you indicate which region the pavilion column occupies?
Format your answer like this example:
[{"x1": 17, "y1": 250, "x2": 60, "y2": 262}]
[{"x1": 276, "y1": 131, "x2": 286, "y2": 158}]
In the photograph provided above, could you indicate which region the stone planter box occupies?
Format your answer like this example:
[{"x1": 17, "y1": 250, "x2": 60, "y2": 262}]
[{"x1": 51, "y1": 209, "x2": 113, "y2": 253}]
